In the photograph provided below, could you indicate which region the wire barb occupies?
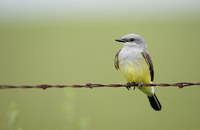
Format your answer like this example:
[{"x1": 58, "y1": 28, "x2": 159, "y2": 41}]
[{"x1": 0, "y1": 82, "x2": 200, "y2": 89}]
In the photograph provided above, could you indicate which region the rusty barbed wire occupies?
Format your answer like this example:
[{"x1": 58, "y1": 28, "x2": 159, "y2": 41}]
[{"x1": 0, "y1": 82, "x2": 200, "y2": 89}]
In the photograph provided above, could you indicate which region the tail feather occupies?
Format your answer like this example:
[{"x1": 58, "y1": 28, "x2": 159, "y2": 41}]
[{"x1": 147, "y1": 94, "x2": 162, "y2": 111}]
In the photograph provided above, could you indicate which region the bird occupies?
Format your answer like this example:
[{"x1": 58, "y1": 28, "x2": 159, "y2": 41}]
[{"x1": 114, "y1": 34, "x2": 162, "y2": 111}]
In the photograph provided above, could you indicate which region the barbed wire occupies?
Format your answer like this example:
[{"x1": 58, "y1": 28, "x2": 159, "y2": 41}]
[{"x1": 0, "y1": 82, "x2": 200, "y2": 89}]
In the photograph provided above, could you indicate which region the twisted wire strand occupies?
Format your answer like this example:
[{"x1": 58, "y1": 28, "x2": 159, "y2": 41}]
[{"x1": 0, "y1": 82, "x2": 200, "y2": 89}]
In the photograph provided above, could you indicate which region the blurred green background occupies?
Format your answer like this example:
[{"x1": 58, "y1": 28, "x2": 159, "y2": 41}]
[{"x1": 0, "y1": 0, "x2": 200, "y2": 130}]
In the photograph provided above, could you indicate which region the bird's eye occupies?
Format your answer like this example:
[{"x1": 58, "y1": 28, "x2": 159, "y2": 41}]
[{"x1": 129, "y1": 38, "x2": 134, "y2": 42}]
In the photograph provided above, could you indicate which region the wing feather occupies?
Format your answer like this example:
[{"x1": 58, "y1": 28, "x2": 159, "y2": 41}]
[
  {"x1": 142, "y1": 50, "x2": 154, "y2": 81},
  {"x1": 114, "y1": 50, "x2": 121, "y2": 70}
]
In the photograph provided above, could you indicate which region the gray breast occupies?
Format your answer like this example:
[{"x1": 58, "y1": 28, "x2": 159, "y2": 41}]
[{"x1": 119, "y1": 48, "x2": 143, "y2": 66}]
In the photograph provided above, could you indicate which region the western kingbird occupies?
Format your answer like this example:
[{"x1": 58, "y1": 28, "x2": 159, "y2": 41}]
[{"x1": 114, "y1": 34, "x2": 162, "y2": 111}]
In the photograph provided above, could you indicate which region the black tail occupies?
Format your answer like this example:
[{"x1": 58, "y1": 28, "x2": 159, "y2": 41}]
[{"x1": 147, "y1": 94, "x2": 162, "y2": 111}]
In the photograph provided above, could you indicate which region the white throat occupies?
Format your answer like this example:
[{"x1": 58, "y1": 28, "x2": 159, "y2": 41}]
[
  {"x1": 124, "y1": 42, "x2": 136, "y2": 47},
  {"x1": 123, "y1": 42, "x2": 147, "y2": 50}
]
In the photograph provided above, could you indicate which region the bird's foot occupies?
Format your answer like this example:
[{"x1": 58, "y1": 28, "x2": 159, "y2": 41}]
[
  {"x1": 138, "y1": 82, "x2": 143, "y2": 89},
  {"x1": 132, "y1": 83, "x2": 136, "y2": 90},
  {"x1": 125, "y1": 82, "x2": 131, "y2": 90}
]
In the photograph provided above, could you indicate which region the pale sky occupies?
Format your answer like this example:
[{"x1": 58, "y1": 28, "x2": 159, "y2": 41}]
[{"x1": 0, "y1": 0, "x2": 199, "y2": 21}]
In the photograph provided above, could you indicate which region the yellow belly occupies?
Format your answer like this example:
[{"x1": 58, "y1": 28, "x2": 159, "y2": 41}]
[
  {"x1": 119, "y1": 61, "x2": 153, "y2": 96},
  {"x1": 119, "y1": 60, "x2": 151, "y2": 84}
]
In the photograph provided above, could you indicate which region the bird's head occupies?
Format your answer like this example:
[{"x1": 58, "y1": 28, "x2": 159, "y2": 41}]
[{"x1": 115, "y1": 34, "x2": 147, "y2": 49}]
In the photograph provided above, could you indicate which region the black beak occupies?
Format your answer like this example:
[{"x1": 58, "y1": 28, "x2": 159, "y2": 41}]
[{"x1": 115, "y1": 38, "x2": 126, "y2": 43}]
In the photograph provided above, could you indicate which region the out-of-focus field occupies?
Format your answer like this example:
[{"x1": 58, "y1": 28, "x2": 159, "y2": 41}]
[{"x1": 0, "y1": 19, "x2": 200, "y2": 130}]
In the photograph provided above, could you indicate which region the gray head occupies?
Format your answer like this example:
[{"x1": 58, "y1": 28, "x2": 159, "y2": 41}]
[{"x1": 115, "y1": 34, "x2": 147, "y2": 49}]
